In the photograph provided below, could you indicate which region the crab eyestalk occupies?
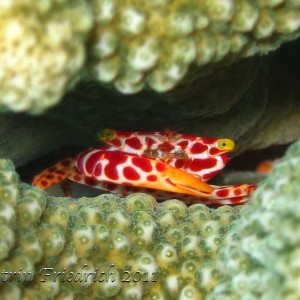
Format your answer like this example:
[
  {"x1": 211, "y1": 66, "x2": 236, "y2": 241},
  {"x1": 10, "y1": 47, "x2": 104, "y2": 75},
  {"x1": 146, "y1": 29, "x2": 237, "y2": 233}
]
[
  {"x1": 217, "y1": 139, "x2": 235, "y2": 152},
  {"x1": 98, "y1": 129, "x2": 116, "y2": 141}
]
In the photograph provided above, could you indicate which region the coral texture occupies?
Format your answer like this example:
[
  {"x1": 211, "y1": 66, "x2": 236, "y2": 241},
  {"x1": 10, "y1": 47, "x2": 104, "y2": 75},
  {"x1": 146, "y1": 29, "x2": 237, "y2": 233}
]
[
  {"x1": 1, "y1": 138, "x2": 300, "y2": 299},
  {"x1": 88, "y1": 0, "x2": 300, "y2": 94},
  {"x1": 207, "y1": 138, "x2": 300, "y2": 300},
  {"x1": 0, "y1": 0, "x2": 92, "y2": 113},
  {"x1": 0, "y1": 159, "x2": 239, "y2": 299},
  {"x1": 1, "y1": 0, "x2": 300, "y2": 113}
]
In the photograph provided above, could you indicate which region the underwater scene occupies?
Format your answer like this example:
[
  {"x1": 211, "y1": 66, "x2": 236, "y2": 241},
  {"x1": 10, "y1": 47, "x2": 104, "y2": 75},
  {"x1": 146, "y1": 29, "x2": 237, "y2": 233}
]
[{"x1": 0, "y1": 1, "x2": 300, "y2": 299}]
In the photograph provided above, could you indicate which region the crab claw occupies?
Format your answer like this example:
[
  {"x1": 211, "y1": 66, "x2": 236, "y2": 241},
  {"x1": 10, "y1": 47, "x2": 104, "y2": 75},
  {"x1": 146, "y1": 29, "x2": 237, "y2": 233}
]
[{"x1": 161, "y1": 164, "x2": 214, "y2": 197}]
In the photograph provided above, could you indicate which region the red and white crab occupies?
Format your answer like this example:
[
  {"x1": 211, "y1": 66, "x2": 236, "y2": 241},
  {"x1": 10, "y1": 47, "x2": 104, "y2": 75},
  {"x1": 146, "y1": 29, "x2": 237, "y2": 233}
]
[{"x1": 32, "y1": 129, "x2": 256, "y2": 205}]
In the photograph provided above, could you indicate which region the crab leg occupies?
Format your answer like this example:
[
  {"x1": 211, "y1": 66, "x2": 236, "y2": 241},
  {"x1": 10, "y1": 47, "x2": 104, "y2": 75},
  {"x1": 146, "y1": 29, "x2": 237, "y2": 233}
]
[
  {"x1": 63, "y1": 176, "x2": 255, "y2": 205},
  {"x1": 126, "y1": 184, "x2": 256, "y2": 205},
  {"x1": 43, "y1": 168, "x2": 254, "y2": 205},
  {"x1": 32, "y1": 158, "x2": 76, "y2": 189}
]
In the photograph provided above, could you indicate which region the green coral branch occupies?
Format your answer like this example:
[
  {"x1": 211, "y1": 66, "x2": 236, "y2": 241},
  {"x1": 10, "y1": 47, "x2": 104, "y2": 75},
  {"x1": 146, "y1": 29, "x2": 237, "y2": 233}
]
[
  {"x1": 1, "y1": 0, "x2": 300, "y2": 113},
  {"x1": 0, "y1": 159, "x2": 239, "y2": 299},
  {"x1": 208, "y1": 138, "x2": 300, "y2": 300},
  {"x1": 1, "y1": 137, "x2": 300, "y2": 298}
]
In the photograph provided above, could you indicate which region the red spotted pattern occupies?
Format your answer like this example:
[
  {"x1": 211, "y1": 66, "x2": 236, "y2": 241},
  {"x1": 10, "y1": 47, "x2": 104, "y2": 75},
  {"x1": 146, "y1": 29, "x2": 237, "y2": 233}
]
[
  {"x1": 103, "y1": 182, "x2": 117, "y2": 191},
  {"x1": 158, "y1": 141, "x2": 175, "y2": 152},
  {"x1": 189, "y1": 158, "x2": 217, "y2": 172},
  {"x1": 84, "y1": 177, "x2": 98, "y2": 186},
  {"x1": 234, "y1": 188, "x2": 242, "y2": 196},
  {"x1": 132, "y1": 157, "x2": 152, "y2": 172},
  {"x1": 177, "y1": 141, "x2": 189, "y2": 150},
  {"x1": 190, "y1": 142, "x2": 207, "y2": 154},
  {"x1": 230, "y1": 197, "x2": 244, "y2": 204},
  {"x1": 216, "y1": 189, "x2": 229, "y2": 198},
  {"x1": 156, "y1": 162, "x2": 166, "y2": 172},
  {"x1": 147, "y1": 175, "x2": 157, "y2": 181},
  {"x1": 203, "y1": 170, "x2": 221, "y2": 180},
  {"x1": 85, "y1": 152, "x2": 102, "y2": 174},
  {"x1": 77, "y1": 149, "x2": 94, "y2": 173},
  {"x1": 209, "y1": 147, "x2": 222, "y2": 156},
  {"x1": 41, "y1": 180, "x2": 48, "y2": 187},
  {"x1": 125, "y1": 137, "x2": 143, "y2": 150},
  {"x1": 109, "y1": 138, "x2": 122, "y2": 148},
  {"x1": 221, "y1": 155, "x2": 230, "y2": 164},
  {"x1": 55, "y1": 170, "x2": 66, "y2": 176},
  {"x1": 94, "y1": 163, "x2": 102, "y2": 177},
  {"x1": 123, "y1": 166, "x2": 141, "y2": 180},
  {"x1": 201, "y1": 137, "x2": 217, "y2": 145},
  {"x1": 175, "y1": 159, "x2": 186, "y2": 169},
  {"x1": 146, "y1": 137, "x2": 156, "y2": 147},
  {"x1": 73, "y1": 175, "x2": 81, "y2": 181},
  {"x1": 103, "y1": 152, "x2": 128, "y2": 180}
]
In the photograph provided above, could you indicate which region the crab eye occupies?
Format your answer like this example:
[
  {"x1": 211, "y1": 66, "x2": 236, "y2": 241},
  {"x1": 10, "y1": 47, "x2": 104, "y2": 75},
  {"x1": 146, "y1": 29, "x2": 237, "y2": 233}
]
[
  {"x1": 217, "y1": 139, "x2": 235, "y2": 152},
  {"x1": 98, "y1": 129, "x2": 116, "y2": 141}
]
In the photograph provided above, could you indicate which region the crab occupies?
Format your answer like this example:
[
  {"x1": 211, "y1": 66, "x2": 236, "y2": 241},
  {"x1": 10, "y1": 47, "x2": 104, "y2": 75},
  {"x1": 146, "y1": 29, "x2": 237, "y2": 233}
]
[{"x1": 32, "y1": 129, "x2": 256, "y2": 205}]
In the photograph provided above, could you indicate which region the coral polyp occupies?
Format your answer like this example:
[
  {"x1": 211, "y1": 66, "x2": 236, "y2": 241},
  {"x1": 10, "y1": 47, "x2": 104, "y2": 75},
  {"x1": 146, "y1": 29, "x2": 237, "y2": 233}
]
[
  {"x1": 0, "y1": 1, "x2": 93, "y2": 113},
  {"x1": 88, "y1": 0, "x2": 300, "y2": 93},
  {"x1": 1, "y1": 0, "x2": 299, "y2": 113}
]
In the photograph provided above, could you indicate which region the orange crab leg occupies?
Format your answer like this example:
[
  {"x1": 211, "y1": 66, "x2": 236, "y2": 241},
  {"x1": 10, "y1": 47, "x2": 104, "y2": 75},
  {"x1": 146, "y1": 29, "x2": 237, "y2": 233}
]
[
  {"x1": 32, "y1": 158, "x2": 77, "y2": 189},
  {"x1": 210, "y1": 184, "x2": 256, "y2": 200}
]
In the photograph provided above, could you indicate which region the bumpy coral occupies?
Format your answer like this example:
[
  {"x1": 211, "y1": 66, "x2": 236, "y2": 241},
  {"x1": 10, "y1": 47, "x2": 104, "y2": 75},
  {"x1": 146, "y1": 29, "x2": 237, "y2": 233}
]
[
  {"x1": 207, "y1": 139, "x2": 300, "y2": 300},
  {"x1": 0, "y1": 0, "x2": 92, "y2": 113},
  {"x1": 0, "y1": 159, "x2": 239, "y2": 299},
  {"x1": 2, "y1": 1, "x2": 300, "y2": 113},
  {"x1": 88, "y1": 0, "x2": 300, "y2": 93}
]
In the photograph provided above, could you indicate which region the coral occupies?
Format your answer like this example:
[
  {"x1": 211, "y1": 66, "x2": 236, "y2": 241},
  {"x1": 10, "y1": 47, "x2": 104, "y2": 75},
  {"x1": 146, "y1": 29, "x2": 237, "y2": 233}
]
[
  {"x1": 0, "y1": 0, "x2": 92, "y2": 113},
  {"x1": 2, "y1": 131, "x2": 300, "y2": 299},
  {"x1": 1, "y1": 0, "x2": 300, "y2": 113},
  {"x1": 0, "y1": 159, "x2": 240, "y2": 299},
  {"x1": 207, "y1": 138, "x2": 300, "y2": 300},
  {"x1": 88, "y1": 0, "x2": 300, "y2": 93}
]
